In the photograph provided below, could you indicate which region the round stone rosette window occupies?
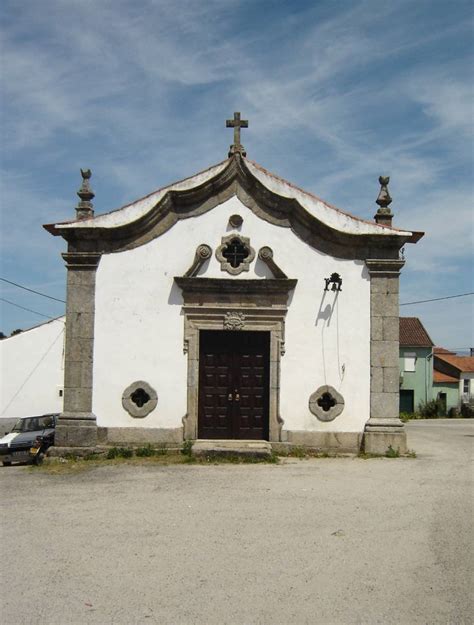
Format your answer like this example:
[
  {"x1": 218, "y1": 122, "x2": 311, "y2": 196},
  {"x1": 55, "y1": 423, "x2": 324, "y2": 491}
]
[
  {"x1": 216, "y1": 233, "x2": 255, "y2": 276},
  {"x1": 122, "y1": 381, "x2": 158, "y2": 418},
  {"x1": 309, "y1": 385, "x2": 344, "y2": 422}
]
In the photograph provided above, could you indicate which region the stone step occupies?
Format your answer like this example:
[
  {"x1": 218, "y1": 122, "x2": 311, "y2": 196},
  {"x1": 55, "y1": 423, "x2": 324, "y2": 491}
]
[{"x1": 192, "y1": 439, "x2": 272, "y2": 459}]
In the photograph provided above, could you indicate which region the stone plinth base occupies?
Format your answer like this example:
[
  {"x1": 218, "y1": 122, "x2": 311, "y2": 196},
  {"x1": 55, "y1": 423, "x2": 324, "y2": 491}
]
[
  {"x1": 97, "y1": 426, "x2": 183, "y2": 445},
  {"x1": 48, "y1": 446, "x2": 105, "y2": 458},
  {"x1": 363, "y1": 430, "x2": 407, "y2": 455},
  {"x1": 192, "y1": 439, "x2": 272, "y2": 459},
  {"x1": 282, "y1": 431, "x2": 362, "y2": 453},
  {"x1": 54, "y1": 414, "x2": 98, "y2": 447}
]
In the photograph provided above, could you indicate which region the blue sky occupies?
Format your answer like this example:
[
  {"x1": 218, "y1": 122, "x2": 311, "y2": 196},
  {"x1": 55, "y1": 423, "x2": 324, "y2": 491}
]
[{"x1": 1, "y1": 0, "x2": 473, "y2": 350}]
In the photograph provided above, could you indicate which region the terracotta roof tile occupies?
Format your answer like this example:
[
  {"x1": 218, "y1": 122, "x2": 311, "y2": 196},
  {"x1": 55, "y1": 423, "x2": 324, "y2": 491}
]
[
  {"x1": 433, "y1": 347, "x2": 456, "y2": 354},
  {"x1": 435, "y1": 354, "x2": 474, "y2": 373},
  {"x1": 433, "y1": 370, "x2": 459, "y2": 384},
  {"x1": 399, "y1": 317, "x2": 434, "y2": 347}
]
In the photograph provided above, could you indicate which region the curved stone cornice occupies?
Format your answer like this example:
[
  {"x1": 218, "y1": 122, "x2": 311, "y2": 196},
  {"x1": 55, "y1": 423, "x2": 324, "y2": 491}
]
[{"x1": 45, "y1": 155, "x2": 421, "y2": 260}]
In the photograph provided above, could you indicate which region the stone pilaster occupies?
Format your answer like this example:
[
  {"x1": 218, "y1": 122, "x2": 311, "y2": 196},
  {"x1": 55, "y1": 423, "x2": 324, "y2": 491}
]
[
  {"x1": 364, "y1": 258, "x2": 407, "y2": 454},
  {"x1": 54, "y1": 251, "x2": 101, "y2": 449}
]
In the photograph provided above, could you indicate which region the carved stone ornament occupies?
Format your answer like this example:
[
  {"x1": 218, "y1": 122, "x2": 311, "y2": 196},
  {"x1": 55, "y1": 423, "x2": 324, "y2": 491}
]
[
  {"x1": 258, "y1": 246, "x2": 288, "y2": 279},
  {"x1": 224, "y1": 311, "x2": 245, "y2": 330},
  {"x1": 376, "y1": 175, "x2": 393, "y2": 211},
  {"x1": 75, "y1": 168, "x2": 95, "y2": 220},
  {"x1": 229, "y1": 214, "x2": 243, "y2": 228},
  {"x1": 184, "y1": 243, "x2": 212, "y2": 277},
  {"x1": 309, "y1": 385, "x2": 344, "y2": 422},
  {"x1": 122, "y1": 380, "x2": 158, "y2": 418},
  {"x1": 216, "y1": 233, "x2": 255, "y2": 276}
]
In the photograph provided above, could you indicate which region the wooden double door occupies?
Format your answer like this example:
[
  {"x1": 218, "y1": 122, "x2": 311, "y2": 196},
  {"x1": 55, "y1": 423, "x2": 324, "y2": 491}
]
[{"x1": 198, "y1": 330, "x2": 270, "y2": 440}]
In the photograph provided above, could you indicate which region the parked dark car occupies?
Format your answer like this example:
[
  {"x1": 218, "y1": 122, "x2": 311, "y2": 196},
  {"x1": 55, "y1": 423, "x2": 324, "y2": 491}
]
[{"x1": 0, "y1": 414, "x2": 58, "y2": 466}]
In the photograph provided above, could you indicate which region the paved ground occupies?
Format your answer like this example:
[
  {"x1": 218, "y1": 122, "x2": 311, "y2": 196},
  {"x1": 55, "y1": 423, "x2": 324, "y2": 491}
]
[{"x1": 1, "y1": 420, "x2": 472, "y2": 625}]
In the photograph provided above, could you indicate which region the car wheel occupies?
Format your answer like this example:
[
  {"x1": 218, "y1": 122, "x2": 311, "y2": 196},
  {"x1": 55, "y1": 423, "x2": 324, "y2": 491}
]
[
  {"x1": 33, "y1": 453, "x2": 45, "y2": 466},
  {"x1": 2, "y1": 461, "x2": 12, "y2": 466}
]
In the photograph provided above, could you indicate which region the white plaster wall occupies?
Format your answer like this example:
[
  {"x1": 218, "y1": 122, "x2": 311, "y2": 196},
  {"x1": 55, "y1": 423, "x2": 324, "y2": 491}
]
[
  {"x1": 0, "y1": 318, "x2": 65, "y2": 419},
  {"x1": 93, "y1": 196, "x2": 370, "y2": 433}
]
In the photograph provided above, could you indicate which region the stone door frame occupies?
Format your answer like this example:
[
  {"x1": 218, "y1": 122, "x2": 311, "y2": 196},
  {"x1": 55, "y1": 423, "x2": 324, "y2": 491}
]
[
  {"x1": 181, "y1": 306, "x2": 286, "y2": 442},
  {"x1": 174, "y1": 277, "x2": 297, "y2": 443}
]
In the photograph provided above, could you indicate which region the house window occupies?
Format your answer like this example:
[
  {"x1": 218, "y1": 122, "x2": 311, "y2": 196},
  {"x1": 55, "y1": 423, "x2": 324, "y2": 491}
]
[
  {"x1": 404, "y1": 352, "x2": 416, "y2": 372},
  {"x1": 463, "y1": 379, "x2": 470, "y2": 394}
]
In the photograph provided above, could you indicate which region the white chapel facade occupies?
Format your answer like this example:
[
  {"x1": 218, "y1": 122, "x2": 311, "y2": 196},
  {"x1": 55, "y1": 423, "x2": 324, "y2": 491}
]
[{"x1": 44, "y1": 114, "x2": 423, "y2": 455}]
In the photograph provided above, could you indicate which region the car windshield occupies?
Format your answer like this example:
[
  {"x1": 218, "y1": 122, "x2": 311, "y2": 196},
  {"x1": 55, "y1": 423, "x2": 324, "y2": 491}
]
[{"x1": 12, "y1": 416, "x2": 55, "y2": 433}]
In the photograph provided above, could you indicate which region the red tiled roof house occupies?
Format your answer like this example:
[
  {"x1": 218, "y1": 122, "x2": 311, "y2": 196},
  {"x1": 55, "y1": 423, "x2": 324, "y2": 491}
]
[
  {"x1": 399, "y1": 317, "x2": 434, "y2": 413},
  {"x1": 433, "y1": 351, "x2": 474, "y2": 414}
]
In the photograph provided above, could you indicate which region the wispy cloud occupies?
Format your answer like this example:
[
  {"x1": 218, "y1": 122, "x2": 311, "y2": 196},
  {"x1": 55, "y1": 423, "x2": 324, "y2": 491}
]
[{"x1": 1, "y1": 0, "x2": 472, "y2": 343}]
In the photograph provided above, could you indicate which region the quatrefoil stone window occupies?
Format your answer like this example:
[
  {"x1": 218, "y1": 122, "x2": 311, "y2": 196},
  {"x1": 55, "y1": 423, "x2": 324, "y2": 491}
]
[
  {"x1": 216, "y1": 234, "x2": 255, "y2": 275},
  {"x1": 122, "y1": 381, "x2": 158, "y2": 418},
  {"x1": 309, "y1": 385, "x2": 344, "y2": 422}
]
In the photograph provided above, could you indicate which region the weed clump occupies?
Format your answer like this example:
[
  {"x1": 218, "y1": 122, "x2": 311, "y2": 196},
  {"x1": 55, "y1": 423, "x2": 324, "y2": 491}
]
[
  {"x1": 106, "y1": 447, "x2": 133, "y2": 459},
  {"x1": 182, "y1": 440, "x2": 194, "y2": 457},
  {"x1": 385, "y1": 445, "x2": 400, "y2": 458},
  {"x1": 135, "y1": 444, "x2": 155, "y2": 457}
]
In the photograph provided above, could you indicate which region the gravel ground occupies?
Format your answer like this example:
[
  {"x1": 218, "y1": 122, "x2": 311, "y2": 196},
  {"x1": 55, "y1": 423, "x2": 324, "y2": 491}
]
[{"x1": 0, "y1": 419, "x2": 472, "y2": 625}]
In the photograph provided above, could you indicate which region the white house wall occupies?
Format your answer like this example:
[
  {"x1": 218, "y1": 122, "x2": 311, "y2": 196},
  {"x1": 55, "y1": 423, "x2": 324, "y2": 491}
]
[
  {"x1": 0, "y1": 318, "x2": 65, "y2": 419},
  {"x1": 93, "y1": 196, "x2": 371, "y2": 434}
]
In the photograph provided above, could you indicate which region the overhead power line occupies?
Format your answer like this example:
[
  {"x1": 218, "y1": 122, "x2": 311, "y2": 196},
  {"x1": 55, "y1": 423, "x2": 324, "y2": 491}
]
[
  {"x1": 400, "y1": 292, "x2": 474, "y2": 306},
  {"x1": 1, "y1": 277, "x2": 472, "y2": 311},
  {"x1": 0, "y1": 277, "x2": 66, "y2": 303},
  {"x1": 0, "y1": 297, "x2": 64, "y2": 322}
]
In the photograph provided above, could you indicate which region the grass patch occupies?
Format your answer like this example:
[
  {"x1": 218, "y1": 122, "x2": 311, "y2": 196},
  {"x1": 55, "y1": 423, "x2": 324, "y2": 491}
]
[
  {"x1": 358, "y1": 446, "x2": 415, "y2": 459},
  {"x1": 106, "y1": 447, "x2": 133, "y2": 459},
  {"x1": 385, "y1": 445, "x2": 400, "y2": 458},
  {"x1": 283, "y1": 447, "x2": 339, "y2": 460},
  {"x1": 288, "y1": 446, "x2": 307, "y2": 459},
  {"x1": 36, "y1": 446, "x2": 280, "y2": 474},
  {"x1": 181, "y1": 440, "x2": 193, "y2": 457},
  {"x1": 196, "y1": 452, "x2": 279, "y2": 464},
  {"x1": 38, "y1": 453, "x2": 190, "y2": 475},
  {"x1": 135, "y1": 444, "x2": 159, "y2": 457}
]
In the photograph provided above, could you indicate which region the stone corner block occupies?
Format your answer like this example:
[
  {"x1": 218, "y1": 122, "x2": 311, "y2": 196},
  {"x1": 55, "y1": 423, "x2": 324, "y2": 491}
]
[
  {"x1": 383, "y1": 367, "x2": 401, "y2": 393},
  {"x1": 54, "y1": 414, "x2": 98, "y2": 447},
  {"x1": 383, "y1": 317, "x2": 399, "y2": 341},
  {"x1": 371, "y1": 293, "x2": 398, "y2": 317},
  {"x1": 370, "y1": 392, "x2": 399, "y2": 419},
  {"x1": 363, "y1": 431, "x2": 407, "y2": 455},
  {"x1": 371, "y1": 366, "x2": 384, "y2": 393},
  {"x1": 371, "y1": 317, "x2": 383, "y2": 341},
  {"x1": 371, "y1": 341, "x2": 399, "y2": 368}
]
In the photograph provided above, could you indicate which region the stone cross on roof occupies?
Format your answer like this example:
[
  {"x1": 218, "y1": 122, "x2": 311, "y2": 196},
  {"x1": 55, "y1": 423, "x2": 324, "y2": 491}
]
[{"x1": 226, "y1": 112, "x2": 248, "y2": 157}]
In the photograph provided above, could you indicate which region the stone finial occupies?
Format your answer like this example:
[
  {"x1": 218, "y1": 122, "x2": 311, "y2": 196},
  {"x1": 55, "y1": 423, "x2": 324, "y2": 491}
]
[
  {"x1": 75, "y1": 168, "x2": 95, "y2": 220},
  {"x1": 226, "y1": 112, "x2": 248, "y2": 158},
  {"x1": 374, "y1": 175, "x2": 393, "y2": 226}
]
